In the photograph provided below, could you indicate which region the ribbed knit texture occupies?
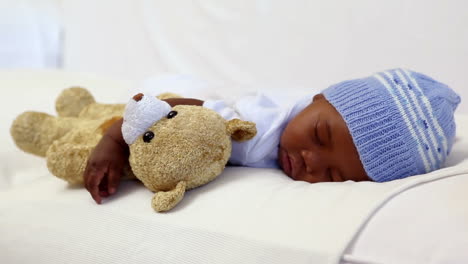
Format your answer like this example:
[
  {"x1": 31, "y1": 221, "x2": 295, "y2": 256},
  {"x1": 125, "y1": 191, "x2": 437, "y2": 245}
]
[{"x1": 323, "y1": 69, "x2": 461, "y2": 182}]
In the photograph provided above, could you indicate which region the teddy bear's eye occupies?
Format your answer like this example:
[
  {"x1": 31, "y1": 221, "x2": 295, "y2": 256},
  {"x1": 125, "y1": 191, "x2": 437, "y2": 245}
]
[
  {"x1": 143, "y1": 131, "x2": 154, "y2": 143},
  {"x1": 167, "y1": 111, "x2": 178, "y2": 119}
]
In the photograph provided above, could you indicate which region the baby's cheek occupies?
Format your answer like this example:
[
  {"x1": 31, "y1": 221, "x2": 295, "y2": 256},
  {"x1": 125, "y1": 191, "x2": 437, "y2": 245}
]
[
  {"x1": 282, "y1": 128, "x2": 305, "y2": 148},
  {"x1": 280, "y1": 126, "x2": 295, "y2": 145}
]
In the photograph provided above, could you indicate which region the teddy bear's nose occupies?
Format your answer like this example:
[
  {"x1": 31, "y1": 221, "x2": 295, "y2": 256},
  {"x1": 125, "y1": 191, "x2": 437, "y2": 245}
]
[{"x1": 133, "y1": 93, "x2": 144, "y2": 102}]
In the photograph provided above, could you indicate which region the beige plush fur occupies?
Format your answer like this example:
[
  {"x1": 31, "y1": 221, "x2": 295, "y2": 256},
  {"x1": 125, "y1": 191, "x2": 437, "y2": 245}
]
[{"x1": 11, "y1": 87, "x2": 256, "y2": 212}]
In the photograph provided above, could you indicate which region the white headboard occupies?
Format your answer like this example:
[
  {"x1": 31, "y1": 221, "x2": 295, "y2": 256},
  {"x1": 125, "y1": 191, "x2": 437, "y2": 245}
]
[
  {"x1": 62, "y1": 0, "x2": 468, "y2": 113},
  {"x1": 0, "y1": 0, "x2": 63, "y2": 69}
]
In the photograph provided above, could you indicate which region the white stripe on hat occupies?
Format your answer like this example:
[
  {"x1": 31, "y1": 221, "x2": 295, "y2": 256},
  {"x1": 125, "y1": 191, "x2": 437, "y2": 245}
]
[
  {"x1": 394, "y1": 69, "x2": 444, "y2": 163},
  {"x1": 383, "y1": 71, "x2": 437, "y2": 169},
  {"x1": 401, "y1": 68, "x2": 448, "y2": 155},
  {"x1": 374, "y1": 73, "x2": 431, "y2": 172}
]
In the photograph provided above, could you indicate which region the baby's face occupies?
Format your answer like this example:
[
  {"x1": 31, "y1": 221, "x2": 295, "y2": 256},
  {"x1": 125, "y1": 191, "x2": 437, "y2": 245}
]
[{"x1": 279, "y1": 94, "x2": 369, "y2": 183}]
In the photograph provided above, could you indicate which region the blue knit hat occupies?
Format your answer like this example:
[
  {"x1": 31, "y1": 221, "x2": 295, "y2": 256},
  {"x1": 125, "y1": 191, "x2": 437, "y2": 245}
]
[{"x1": 322, "y1": 69, "x2": 461, "y2": 182}]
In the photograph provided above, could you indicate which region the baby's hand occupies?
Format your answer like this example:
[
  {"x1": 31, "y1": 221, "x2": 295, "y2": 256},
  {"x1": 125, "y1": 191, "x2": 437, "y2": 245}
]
[{"x1": 84, "y1": 133, "x2": 129, "y2": 204}]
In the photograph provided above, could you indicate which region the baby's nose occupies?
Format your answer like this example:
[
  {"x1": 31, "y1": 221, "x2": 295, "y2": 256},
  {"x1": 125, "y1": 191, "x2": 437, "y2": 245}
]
[{"x1": 301, "y1": 150, "x2": 326, "y2": 173}]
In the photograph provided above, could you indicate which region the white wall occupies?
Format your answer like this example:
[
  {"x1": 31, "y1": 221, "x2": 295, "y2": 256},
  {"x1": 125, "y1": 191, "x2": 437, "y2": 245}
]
[
  {"x1": 62, "y1": 0, "x2": 468, "y2": 114},
  {"x1": 0, "y1": 0, "x2": 63, "y2": 68}
]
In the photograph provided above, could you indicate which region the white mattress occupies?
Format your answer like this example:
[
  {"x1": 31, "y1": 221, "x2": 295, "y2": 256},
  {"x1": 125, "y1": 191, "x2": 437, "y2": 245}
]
[{"x1": 1, "y1": 70, "x2": 468, "y2": 264}]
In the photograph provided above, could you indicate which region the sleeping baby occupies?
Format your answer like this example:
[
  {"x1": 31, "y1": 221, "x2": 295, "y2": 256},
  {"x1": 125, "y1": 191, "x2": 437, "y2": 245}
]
[{"x1": 83, "y1": 68, "x2": 461, "y2": 204}]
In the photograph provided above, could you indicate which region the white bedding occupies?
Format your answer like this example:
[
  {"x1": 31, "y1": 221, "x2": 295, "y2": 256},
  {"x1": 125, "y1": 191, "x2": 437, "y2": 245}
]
[{"x1": 1, "y1": 71, "x2": 467, "y2": 264}]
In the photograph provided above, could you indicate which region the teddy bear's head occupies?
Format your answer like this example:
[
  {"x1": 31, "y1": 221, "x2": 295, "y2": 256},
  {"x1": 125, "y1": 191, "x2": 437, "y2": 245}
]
[{"x1": 121, "y1": 93, "x2": 256, "y2": 212}]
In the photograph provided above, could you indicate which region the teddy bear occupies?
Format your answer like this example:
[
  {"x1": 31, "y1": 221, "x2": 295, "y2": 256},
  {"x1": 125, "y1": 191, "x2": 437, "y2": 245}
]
[{"x1": 10, "y1": 87, "x2": 257, "y2": 212}]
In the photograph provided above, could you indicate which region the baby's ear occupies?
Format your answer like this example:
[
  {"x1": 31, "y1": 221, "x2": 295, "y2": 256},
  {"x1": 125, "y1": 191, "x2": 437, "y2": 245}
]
[{"x1": 226, "y1": 119, "x2": 257, "y2": 142}]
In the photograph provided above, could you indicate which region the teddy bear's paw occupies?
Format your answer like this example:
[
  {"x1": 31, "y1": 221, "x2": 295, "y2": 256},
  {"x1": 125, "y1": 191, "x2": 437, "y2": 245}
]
[
  {"x1": 151, "y1": 181, "x2": 187, "y2": 212},
  {"x1": 56, "y1": 87, "x2": 95, "y2": 117},
  {"x1": 11, "y1": 111, "x2": 56, "y2": 157}
]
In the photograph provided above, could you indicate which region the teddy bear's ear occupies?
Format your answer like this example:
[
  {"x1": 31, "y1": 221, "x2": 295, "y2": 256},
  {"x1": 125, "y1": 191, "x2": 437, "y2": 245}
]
[{"x1": 226, "y1": 119, "x2": 257, "y2": 142}]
